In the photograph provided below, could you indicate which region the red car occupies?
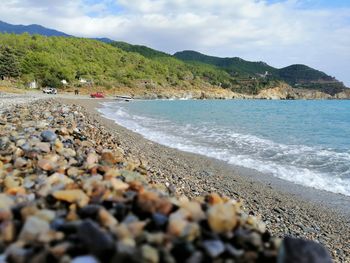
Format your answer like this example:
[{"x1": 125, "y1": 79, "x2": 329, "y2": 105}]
[{"x1": 90, "y1": 92, "x2": 105, "y2": 98}]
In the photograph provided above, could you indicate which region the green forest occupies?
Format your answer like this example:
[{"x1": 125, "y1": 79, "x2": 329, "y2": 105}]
[
  {"x1": 173, "y1": 51, "x2": 346, "y2": 95},
  {"x1": 0, "y1": 33, "x2": 281, "y2": 94},
  {"x1": 0, "y1": 33, "x2": 345, "y2": 95}
]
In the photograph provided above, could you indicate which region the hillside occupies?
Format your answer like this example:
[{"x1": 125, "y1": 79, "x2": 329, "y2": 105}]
[
  {"x1": 0, "y1": 33, "x2": 250, "y2": 93},
  {"x1": 110, "y1": 44, "x2": 283, "y2": 94},
  {"x1": 174, "y1": 50, "x2": 347, "y2": 95},
  {"x1": 278, "y1": 64, "x2": 345, "y2": 95},
  {"x1": 111, "y1": 41, "x2": 171, "y2": 59},
  {"x1": 174, "y1": 50, "x2": 277, "y2": 76}
]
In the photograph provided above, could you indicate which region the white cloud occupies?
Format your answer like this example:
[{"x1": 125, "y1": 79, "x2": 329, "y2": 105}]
[{"x1": 0, "y1": 0, "x2": 349, "y2": 85}]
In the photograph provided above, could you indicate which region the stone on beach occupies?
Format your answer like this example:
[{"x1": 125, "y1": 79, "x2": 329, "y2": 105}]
[
  {"x1": 53, "y1": 189, "x2": 90, "y2": 207},
  {"x1": 278, "y1": 236, "x2": 333, "y2": 263},
  {"x1": 40, "y1": 130, "x2": 57, "y2": 142},
  {"x1": 18, "y1": 216, "x2": 50, "y2": 242},
  {"x1": 207, "y1": 203, "x2": 238, "y2": 233},
  {"x1": 0, "y1": 194, "x2": 14, "y2": 210}
]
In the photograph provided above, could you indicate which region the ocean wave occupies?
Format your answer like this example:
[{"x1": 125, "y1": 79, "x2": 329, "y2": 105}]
[{"x1": 99, "y1": 103, "x2": 350, "y2": 196}]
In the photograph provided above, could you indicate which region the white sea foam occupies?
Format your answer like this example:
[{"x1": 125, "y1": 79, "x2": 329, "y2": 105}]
[{"x1": 99, "y1": 103, "x2": 350, "y2": 196}]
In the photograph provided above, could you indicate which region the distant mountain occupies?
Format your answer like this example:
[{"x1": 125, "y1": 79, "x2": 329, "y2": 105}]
[
  {"x1": 111, "y1": 41, "x2": 171, "y2": 59},
  {"x1": 174, "y1": 50, "x2": 277, "y2": 76},
  {"x1": 93, "y1": 37, "x2": 114, "y2": 43},
  {"x1": 0, "y1": 20, "x2": 114, "y2": 43},
  {"x1": 0, "y1": 20, "x2": 70, "y2": 37},
  {"x1": 278, "y1": 64, "x2": 335, "y2": 84},
  {"x1": 278, "y1": 64, "x2": 345, "y2": 95},
  {"x1": 174, "y1": 50, "x2": 346, "y2": 95}
]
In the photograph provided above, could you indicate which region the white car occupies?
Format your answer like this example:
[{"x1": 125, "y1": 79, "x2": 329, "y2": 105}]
[{"x1": 42, "y1": 87, "x2": 57, "y2": 95}]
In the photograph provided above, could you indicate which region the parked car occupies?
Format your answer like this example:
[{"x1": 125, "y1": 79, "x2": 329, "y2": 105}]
[
  {"x1": 42, "y1": 87, "x2": 57, "y2": 94},
  {"x1": 90, "y1": 92, "x2": 105, "y2": 98}
]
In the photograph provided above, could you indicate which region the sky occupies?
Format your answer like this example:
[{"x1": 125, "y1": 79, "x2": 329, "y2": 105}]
[{"x1": 0, "y1": 0, "x2": 349, "y2": 85}]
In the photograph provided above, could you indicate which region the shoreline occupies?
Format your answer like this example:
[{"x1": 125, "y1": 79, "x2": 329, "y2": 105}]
[
  {"x1": 59, "y1": 98, "x2": 350, "y2": 261},
  {"x1": 83, "y1": 98, "x2": 350, "y2": 215}
]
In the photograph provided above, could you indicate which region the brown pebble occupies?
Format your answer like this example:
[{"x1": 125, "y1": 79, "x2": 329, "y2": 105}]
[
  {"x1": 4, "y1": 176, "x2": 19, "y2": 189},
  {"x1": 101, "y1": 150, "x2": 122, "y2": 165},
  {"x1": 6, "y1": 187, "x2": 26, "y2": 195},
  {"x1": 207, "y1": 203, "x2": 237, "y2": 233},
  {"x1": 179, "y1": 200, "x2": 205, "y2": 221},
  {"x1": 50, "y1": 242, "x2": 71, "y2": 257},
  {"x1": 53, "y1": 189, "x2": 90, "y2": 207},
  {"x1": 207, "y1": 193, "x2": 224, "y2": 205},
  {"x1": 38, "y1": 159, "x2": 54, "y2": 171},
  {"x1": 138, "y1": 191, "x2": 173, "y2": 215},
  {"x1": 14, "y1": 157, "x2": 28, "y2": 168},
  {"x1": 99, "y1": 208, "x2": 118, "y2": 228},
  {"x1": 21, "y1": 205, "x2": 39, "y2": 220},
  {"x1": 1, "y1": 220, "x2": 15, "y2": 242},
  {"x1": 36, "y1": 142, "x2": 51, "y2": 153},
  {"x1": 110, "y1": 178, "x2": 129, "y2": 191}
]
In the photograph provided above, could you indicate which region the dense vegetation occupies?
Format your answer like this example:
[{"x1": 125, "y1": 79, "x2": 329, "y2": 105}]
[
  {"x1": 111, "y1": 42, "x2": 171, "y2": 59},
  {"x1": 278, "y1": 65, "x2": 346, "y2": 95},
  {"x1": 174, "y1": 51, "x2": 347, "y2": 95},
  {"x1": 0, "y1": 33, "x2": 281, "y2": 94},
  {"x1": 174, "y1": 50, "x2": 277, "y2": 76},
  {"x1": 278, "y1": 64, "x2": 333, "y2": 84},
  {"x1": 0, "y1": 33, "x2": 232, "y2": 90},
  {"x1": 110, "y1": 43, "x2": 282, "y2": 94}
]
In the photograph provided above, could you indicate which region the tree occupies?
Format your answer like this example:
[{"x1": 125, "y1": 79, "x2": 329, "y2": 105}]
[{"x1": 0, "y1": 46, "x2": 21, "y2": 79}]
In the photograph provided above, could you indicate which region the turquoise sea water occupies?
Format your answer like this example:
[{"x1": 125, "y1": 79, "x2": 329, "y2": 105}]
[{"x1": 100, "y1": 100, "x2": 350, "y2": 196}]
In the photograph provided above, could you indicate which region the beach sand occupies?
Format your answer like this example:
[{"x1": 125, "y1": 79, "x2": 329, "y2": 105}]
[{"x1": 57, "y1": 97, "x2": 350, "y2": 261}]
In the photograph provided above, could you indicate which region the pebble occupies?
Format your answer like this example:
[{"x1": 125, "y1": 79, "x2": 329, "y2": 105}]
[
  {"x1": 0, "y1": 194, "x2": 14, "y2": 210},
  {"x1": 53, "y1": 189, "x2": 90, "y2": 207},
  {"x1": 202, "y1": 240, "x2": 225, "y2": 258},
  {"x1": 18, "y1": 216, "x2": 50, "y2": 242},
  {"x1": 141, "y1": 244, "x2": 159, "y2": 263},
  {"x1": 207, "y1": 203, "x2": 237, "y2": 233},
  {"x1": 278, "y1": 236, "x2": 332, "y2": 263},
  {"x1": 78, "y1": 219, "x2": 115, "y2": 260},
  {"x1": 14, "y1": 157, "x2": 27, "y2": 168},
  {"x1": 110, "y1": 178, "x2": 129, "y2": 191},
  {"x1": 36, "y1": 142, "x2": 51, "y2": 153},
  {"x1": 40, "y1": 130, "x2": 57, "y2": 142},
  {"x1": 72, "y1": 255, "x2": 100, "y2": 263},
  {"x1": 37, "y1": 159, "x2": 54, "y2": 171},
  {"x1": 101, "y1": 150, "x2": 122, "y2": 165}
]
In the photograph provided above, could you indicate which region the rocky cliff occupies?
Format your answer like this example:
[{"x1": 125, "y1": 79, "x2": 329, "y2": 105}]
[{"x1": 147, "y1": 84, "x2": 350, "y2": 100}]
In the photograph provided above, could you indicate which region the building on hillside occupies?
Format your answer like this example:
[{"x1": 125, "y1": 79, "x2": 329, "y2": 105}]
[
  {"x1": 257, "y1": 71, "x2": 269, "y2": 78},
  {"x1": 79, "y1": 78, "x2": 87, "y2": 84},
  {"x1": 61, "y1": 79, "x2": 68, "y2": 85},
  {"x1": 28, "y1": 80, "x2": 37, "y2": 89}
]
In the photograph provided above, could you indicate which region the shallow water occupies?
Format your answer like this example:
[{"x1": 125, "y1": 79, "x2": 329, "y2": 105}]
[{"x1": 99, "y1": 99, "x2": 350, "y2": 196}]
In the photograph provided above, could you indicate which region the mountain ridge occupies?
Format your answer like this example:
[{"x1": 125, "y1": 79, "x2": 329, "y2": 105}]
[
  {"x1": 174, "y1": 50, "x2": 347, "y2": 95},
  {"x1": 0, "y1": 20, "x2": 115, "y2": 43},
  {"x1": 0, "y1": 20, "x2": 70, "y2": 37}
]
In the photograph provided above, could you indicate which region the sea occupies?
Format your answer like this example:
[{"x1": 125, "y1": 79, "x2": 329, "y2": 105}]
[{"x1": 99, "y1": 99, "x2": 350, "y2": 196}]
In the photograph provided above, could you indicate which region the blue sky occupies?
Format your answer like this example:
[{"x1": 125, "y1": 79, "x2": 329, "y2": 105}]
[{"x1": 0, "y1": 0, "x2": 349, "y2": 85}]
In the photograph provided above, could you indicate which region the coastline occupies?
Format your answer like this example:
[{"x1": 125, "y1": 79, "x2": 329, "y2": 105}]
[{"x1": 59, "y1": 98, "x2": 350, "y2": 261}]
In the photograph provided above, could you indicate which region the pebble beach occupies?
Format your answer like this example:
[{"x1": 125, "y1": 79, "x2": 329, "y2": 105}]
[{"x1": 0, "y1": 94, "x2": 348, "y2": 262}]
